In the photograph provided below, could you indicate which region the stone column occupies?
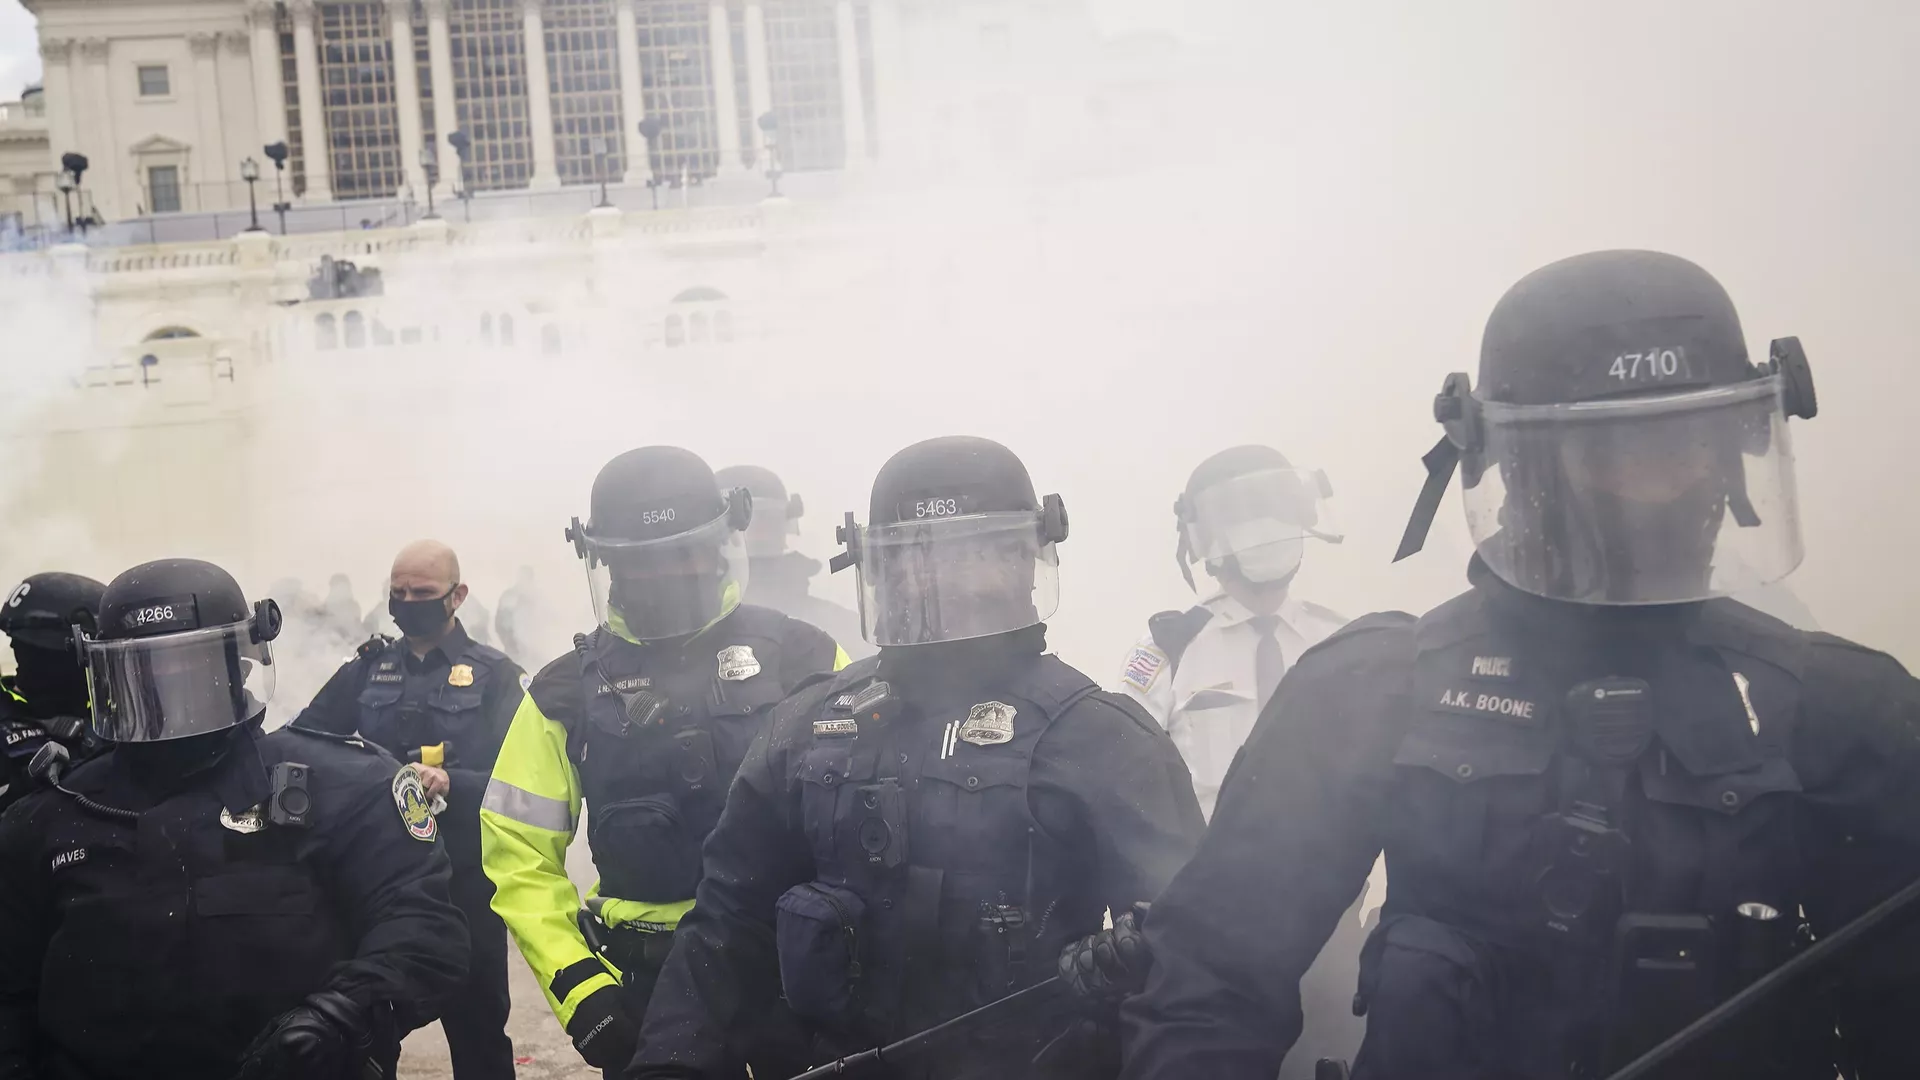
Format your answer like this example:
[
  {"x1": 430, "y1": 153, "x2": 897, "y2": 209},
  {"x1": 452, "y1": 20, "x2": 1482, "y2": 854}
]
[
  {"x1": 706, "y1": 1, "x2": 742, "y2": 173},
  {"x1": 520, "y1": 0, "x2": 560, "y2": 189},
  {"x1": 424, "y1": 0, "x2": 459, "y2": 198},
  {"x1": 289, "y1": 0, "x2": 333, "y2": 201},
  {"x1": 246, "y1": 1, "x2": 288, "y2": 151},
  {"x1": 742, "y1": 0, "x2": 771, "y2": 160},
  {"x1": 188, "y1": 32, "x2": 230, "y2": 207},
  {"x1": 78, "y1": 38, "x2": 124, "y2": 219},
  {"x1": 613, "y1": 0, "x2": 649, "y2": 184},
  {"x1": 37, "y1": 38, "x2": 80, "y2": 176},
  {"x1": 866, "y1": 0, "x2": 902, "y2": 164},
  {"x1": 832, "y1": 0, "x2": 865, "y2": 166},
  {"x1": 221, "y1": 32, "x2": 257, "y2": 164},
  {"x1": 387, "y1": 0, "x2": 427, "y2": 197}
]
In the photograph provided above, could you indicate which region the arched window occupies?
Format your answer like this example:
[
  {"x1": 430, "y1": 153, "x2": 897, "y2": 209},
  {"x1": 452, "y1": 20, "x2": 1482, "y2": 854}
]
[
  {"x1": 343, "y1": 310, "x2": 367, "y2": 349},
  {"x1": 316, "y1": 313, "x2": 338, "y2": 351},
  {"x1": 480, "y1": 312, "x2": 494, "y2": 347},
  {"x1": 714, "y1": 309, "x2": 734, "y2": 343},
  {"x1": 372, "y1": 318, "x2": 394, "y2": 347},
  {"x1": 541, "y1": 323, "x2": 562, "y2": 355},
  {"x1": 664, "y1": 313, "x2": 685, "y2": 348},
  {"x1": 144, "y1": 325, "x2": 201, "y2": 341},
  {"x1": 498, "y1": 313, "x2": 516, "y2": 348},
  {"x1": 668, "y1": 286, "x2": 732, "y2": 348},
  {"x1": 689, "y1": 311, "x2": 710, "y2": 344}
]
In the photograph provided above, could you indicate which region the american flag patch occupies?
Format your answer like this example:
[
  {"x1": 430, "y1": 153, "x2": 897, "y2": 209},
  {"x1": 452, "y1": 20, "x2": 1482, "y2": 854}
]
[{"x1": 1122, "y1": 645, "x2": 1168, "y2": 693}]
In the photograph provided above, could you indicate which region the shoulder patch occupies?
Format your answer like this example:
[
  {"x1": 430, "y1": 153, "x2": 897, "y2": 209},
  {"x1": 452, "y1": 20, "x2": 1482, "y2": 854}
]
[
  {"x1": 519, "y1": 672, "x2": 533, "y2": 691},
  {"x1": 392, "y1": 766, "x2": 438, "y2": 841},
  {"x1": 1121, "y1": 644, "x2": 1168, "y2": 693}
]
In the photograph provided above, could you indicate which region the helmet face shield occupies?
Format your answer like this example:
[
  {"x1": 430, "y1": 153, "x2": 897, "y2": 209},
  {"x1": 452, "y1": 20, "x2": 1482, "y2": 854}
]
[
  {"x1": 583, "y1": 511, "x2": 749, "y2": 640},
  {"x1": 82, "y1": 620, "x2": 276, "y2": 742},
  {"x1": 1183, "y1": 467, "x2": 1340, "y2": 563},
  {"x1": 1465, "y1": 377, "x2": 1803, "y2": 604},
  {"x1": 742, "y1": 496, "x2": 800, "y2": 558},
  {"x1": 850, "y1": 511, "x2": 1060, "y2": 646}
]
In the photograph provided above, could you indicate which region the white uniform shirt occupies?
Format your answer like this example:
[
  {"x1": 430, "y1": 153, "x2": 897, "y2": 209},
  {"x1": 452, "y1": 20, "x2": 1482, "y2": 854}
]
[{"x1": 1116, "y1": 590, "x2": 1348, "y2": 819}]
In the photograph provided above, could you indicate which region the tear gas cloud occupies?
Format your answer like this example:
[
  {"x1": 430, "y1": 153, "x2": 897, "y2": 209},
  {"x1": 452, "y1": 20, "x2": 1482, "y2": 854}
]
[{"x1": 2, "y1": 0, "x2": 1918, "y2": 714}]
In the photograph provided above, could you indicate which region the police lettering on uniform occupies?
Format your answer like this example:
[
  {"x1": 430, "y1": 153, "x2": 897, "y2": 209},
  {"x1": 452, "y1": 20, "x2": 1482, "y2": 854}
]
[
  {"x1": 1113, "y1": 448, "x2": 1363, "y2": 1078},
  {"x1": 0, "y1": 558, "x2": 468, "y2": 1080},
  {"x1": 632, "y1": 436, "x2": 1207, "y2": 1080},
  {"x1": 1122, "y1": 251, "x2": 1920, "y2": 1080},
  {"x1": 479, "y1": 446, "x2": 849, "y2": 1076},
  {"x1": 716, "y1": 464, "x2": 873, "y2": 661},
  {"x1": 0, "y1": 572, "x2": 104, "y2": 813},
  {"x1": 293, "y1": 539, "x2": 525, "y2": 1080}
]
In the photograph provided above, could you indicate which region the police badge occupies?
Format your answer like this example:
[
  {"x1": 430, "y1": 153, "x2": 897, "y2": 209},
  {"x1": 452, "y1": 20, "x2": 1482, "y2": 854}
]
[
  {"x1": 716, "y1": 645, "x2": 762, "y2": 681},
  {"x1": 447, "y1": 664, "x2": 475, "y2": 687},
  {"x1": 219, "y1": 804, "x2": 267, "y2": 834},
  {"x1": 958, "y1": 701, "x2": 1016, "y2": 747}
]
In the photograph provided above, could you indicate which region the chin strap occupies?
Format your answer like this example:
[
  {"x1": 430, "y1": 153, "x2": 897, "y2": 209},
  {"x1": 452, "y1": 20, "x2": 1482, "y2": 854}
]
[{"x1": 1394, "y1": 436, "x2": 1462, "y2": 563}]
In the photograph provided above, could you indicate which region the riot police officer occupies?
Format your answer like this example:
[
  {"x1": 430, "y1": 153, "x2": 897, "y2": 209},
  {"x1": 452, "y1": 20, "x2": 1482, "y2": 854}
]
[
  {"x1": 293, "y1": 539, "x2": 525, "y2": 1080},
  {"x1": 1122, "y1": 251, "x2": 1920, "y2": 1080},
  {"x1": 633, "y1": 435, "x2": 1207, "y2": 1080},
  {"x1": 479, "y1": 446, "x2": 848, "y2": 1075},
  {"x1": 717, "y1": 464, "x2": 873, "y2": 660},
  {"x1": 0, "y1": 572, "x2": 104, "y2": 813},
  {"x1": 0, "y1": 558, "x2": 468, "y2": 1079}
]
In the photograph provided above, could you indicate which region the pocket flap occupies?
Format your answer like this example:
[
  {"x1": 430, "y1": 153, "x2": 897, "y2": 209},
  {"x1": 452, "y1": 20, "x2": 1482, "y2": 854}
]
[
  {"x1": 1393, "y1": 720, "x2": 1553, "y2": 785},
  {"x1": 196, "y1": 868, "x2": 317, "y2": 916}
]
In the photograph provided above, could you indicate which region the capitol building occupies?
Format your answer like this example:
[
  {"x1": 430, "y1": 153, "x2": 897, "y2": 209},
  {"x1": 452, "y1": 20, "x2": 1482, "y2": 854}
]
[{"x1": 0, "y1": 0, "x2": 1191, "y2": 606}]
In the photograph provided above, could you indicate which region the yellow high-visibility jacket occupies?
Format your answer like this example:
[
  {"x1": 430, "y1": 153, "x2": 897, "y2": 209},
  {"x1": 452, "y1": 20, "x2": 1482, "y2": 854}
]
[{"x1": 480, "y1": 603, "x2": 847, "y2": 1027}]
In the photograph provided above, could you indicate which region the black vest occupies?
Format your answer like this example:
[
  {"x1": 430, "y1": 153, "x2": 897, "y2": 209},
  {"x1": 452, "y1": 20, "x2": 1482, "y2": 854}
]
[
  {"x1": 1382, "y1": 587, "x2": 1817, "y2": 1071},
  {"x1": 25, "y1": 728, "x2": 360, "y2": 1077},
  {"x1": 571, "y1": 605, "x2": 802, "y2": 904},
  {"x1": 794, "y1": 652, "x2": 1102, "y2": 1040},
  {"x1": 352, "y1": 637, "x2": 507, "y2": 765}
]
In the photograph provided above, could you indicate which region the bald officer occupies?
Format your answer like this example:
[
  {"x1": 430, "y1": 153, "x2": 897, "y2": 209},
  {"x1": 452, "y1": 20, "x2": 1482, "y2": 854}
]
[{"x1": 293, "y1": 540, "x2": 526, "y2": 1080}]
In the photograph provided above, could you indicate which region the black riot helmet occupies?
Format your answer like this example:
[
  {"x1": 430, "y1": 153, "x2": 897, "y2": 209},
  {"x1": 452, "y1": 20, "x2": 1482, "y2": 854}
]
[
  {"x1": 566, "y1": 446, "x2": 753, "y2": 641},
  {"x1": 1175, "y1": 445, "x2": 1340, "y2": 591},
  {"x1": 2, "y1": 572, "x2": 105, "y2": 650},
  {"x1": 831, "y1": 435, "x2": 1069, "y2": 646},
  {"x1": 1395, "y1": 250, "x2": 1818, "y2": 605},
  {"x1": 78, "y1": 559, "x2": 281, "y2": 742},
  {"x1": 717, "y1": 464, "x2": 805, "y2": 560}
]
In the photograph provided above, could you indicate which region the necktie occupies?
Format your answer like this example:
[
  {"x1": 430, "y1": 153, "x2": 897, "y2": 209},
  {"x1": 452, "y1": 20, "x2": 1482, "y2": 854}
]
[{"x1": 1249, "y1": 614, "x2": 1286, "y2": 709}]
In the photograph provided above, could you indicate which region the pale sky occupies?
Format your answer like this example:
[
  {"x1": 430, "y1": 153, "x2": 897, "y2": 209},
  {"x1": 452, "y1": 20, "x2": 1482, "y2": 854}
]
[{"x1": 0, "y1": 0, "x2": 35, "y2": 102}]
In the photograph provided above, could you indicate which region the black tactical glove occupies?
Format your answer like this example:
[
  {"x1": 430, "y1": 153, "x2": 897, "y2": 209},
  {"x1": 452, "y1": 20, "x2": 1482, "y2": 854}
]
[
  {"x1": 232, "y1": 989, "x2": 378, "y2": 1080},
  {"x1": 1059, "y1": 901, "x2": 1152, "y2": 1003},
  {"x1": 567, "y1": 983, "x2": 641, "y2": 1070}
]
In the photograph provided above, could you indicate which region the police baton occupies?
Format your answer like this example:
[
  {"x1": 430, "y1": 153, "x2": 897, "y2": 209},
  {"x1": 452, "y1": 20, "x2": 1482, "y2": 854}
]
[
  {"x1": 1603, "y1": 872, "x2": 1920, "y2": 1080},
  {"x1": 786, "y1": 976, "x2": 1067, "y2": 1080}
]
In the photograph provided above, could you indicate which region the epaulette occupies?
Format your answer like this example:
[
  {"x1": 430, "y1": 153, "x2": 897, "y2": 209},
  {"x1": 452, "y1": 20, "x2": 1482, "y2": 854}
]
[
  {"x1": 281, "y1": 724, "x2": 382, "y2": 754},
  {"x1": 356, "y1": 634, "x2": 394, "y2": 661}
]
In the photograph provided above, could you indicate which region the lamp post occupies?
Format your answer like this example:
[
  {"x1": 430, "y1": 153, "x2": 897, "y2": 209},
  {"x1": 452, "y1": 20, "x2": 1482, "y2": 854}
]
[
  {"x1": 447, "y1": 130, "x2": 473, "y2": 222},
  {"x1": 418, "y1": 145, "x2": 440, "y2": 219},
  {"x1": 240, "y1": 157, "x2": 264, "y2": 232},
  {"x1": 589, "y1": 136, "x2": 612, "y2": 208},
  {"x1": 59, "y1": 151, "x2": 89, "y2": 233},
  {"x1": 757, "y1": 112, "x2": 782, "y2": 198},
  {"x1": 56, "y1": 173, "x2": 75, "y2": 233},
  {"x1": 263, "y1": 141, "x2": 291, "y2": 234},
  {"x1": 637, "y1": 117, "x2": 663, "y2": 210}
]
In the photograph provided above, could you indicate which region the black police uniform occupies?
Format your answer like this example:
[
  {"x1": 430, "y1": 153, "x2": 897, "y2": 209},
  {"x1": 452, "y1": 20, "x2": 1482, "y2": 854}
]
[
  {"x1": 526, "y1": 602, "x2": 838, "y2": 992},
  {"x1": 0, "y1": 720, "x2": 469, "y2": 1079},
  {"x1": 633, "y1": 625, "x2": 1207, "y2": 1080},
  {"x1": 1122, "y1": 557, "x2": 1920, "y2": 1079},
  {"x1": 293, "y1": 619, "x2": 524, "y2": 1080},
  {"x1": 0, "y1": 683, "x2": 88, "y2": 817}
]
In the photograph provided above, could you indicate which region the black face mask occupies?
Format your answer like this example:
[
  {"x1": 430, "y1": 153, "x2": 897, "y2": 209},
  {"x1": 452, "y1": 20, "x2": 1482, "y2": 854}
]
[
  {"x1": 389, "y1": 591, "x2": 454, "y2": 639},
  {"x1": 9, "y1": 641, "x2": 90, "y2": 718}
]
